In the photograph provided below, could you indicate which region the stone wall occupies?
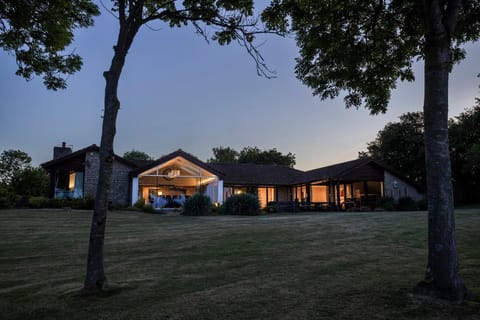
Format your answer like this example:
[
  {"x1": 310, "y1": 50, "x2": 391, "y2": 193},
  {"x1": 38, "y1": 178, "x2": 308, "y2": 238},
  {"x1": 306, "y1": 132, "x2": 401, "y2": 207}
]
[
  {"x1": 84, "y1": 151, "x2": 134, "y2": 205},
  {"x1": 384, "y1": 171, "x2": 423, "y2": 201},
  {"x1": 84, "y1": 151, "x2": 99, "y2": 198}
]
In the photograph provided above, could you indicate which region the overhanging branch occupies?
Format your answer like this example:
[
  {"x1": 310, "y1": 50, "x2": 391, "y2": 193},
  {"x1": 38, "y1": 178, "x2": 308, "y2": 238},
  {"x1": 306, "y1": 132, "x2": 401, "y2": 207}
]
[{"x1": 138, "y1": 7, "x2": 280, "y2": 78}]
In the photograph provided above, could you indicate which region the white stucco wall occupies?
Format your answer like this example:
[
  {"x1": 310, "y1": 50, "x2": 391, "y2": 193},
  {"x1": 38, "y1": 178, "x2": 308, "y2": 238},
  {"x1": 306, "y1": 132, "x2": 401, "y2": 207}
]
[{"x1": 384, "y1": 171, "x2": 423, "y2": 201}]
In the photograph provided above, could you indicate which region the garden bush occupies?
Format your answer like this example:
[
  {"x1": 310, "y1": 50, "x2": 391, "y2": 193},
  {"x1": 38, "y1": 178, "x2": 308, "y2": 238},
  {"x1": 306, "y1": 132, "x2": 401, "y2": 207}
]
[
  {"x1": 71, "y1": 198, "x2": 89, "y2": 209},
  {"x1": 142, "y1": 204, "x2": 156, "y2": 213},
  {"x1": 223, "y1": 193, "x2": 260, "y2": 215},
  {"x1": 211, "y1": 202, "x2": 221, "y2": 215},
  {"x1": 84, "y1": 194, "x2": 95, "y2": 210},
  {"x1": 397, "y1": 196, "x2": 419, "y2": 211},
  {"x1": 183, "y1": 193, "x2": 212, "y2": 216},
  {"x1": 0, "y1": 186, "x2": 15, "y2": 209},
  {"x1": 417, "y1": 198, "x2": 428, "y2": 210},
  {"x1": 28, "y1": 196, "x2": 49, "y2": 208},
  {"x1": 134, "y1": 198, "x2": 145, "y2": 210},
  {"x1": 376, "y1": 197, "x2": 396, "y2": 211}
]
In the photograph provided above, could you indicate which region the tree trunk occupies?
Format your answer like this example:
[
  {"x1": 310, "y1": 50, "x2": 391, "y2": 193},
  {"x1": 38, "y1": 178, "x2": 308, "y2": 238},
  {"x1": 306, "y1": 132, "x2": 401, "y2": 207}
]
[
  {"x1": 414, "y1": 1, "x2": 470, "y2": 302},
  {"x1": 83, "y1": 23, "x2": 138, "y2": 291}
]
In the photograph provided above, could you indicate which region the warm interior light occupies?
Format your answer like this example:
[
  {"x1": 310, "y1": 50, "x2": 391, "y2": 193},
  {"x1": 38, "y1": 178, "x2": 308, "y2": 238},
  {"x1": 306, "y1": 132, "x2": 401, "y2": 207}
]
[
  {"x1": 167, "y1": 169, "x2": 181, "y2": 178},
  {"x1": 157, "y1": 191, "x2": 162, "y2": 196},
  {"x1": 68, "y1": 172, "x2": 76, "y2": 190}
]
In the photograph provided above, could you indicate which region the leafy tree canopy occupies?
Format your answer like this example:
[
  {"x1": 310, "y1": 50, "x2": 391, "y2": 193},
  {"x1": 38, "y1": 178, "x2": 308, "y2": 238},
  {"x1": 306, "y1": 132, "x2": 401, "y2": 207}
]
[
  {"x1": 123, "y1": 149, "x2": 152, "y2": 161},
  {"x1": 262, "y1": 0, "x2": 480, "y2": 113},
  {"x1": 361, "y1": 112, "x2": 425, "y2": 187},
  {"x1": 11, "y1": 166, "x2": 49, "y2": 197},
  {"x1": 0, "y1": 149, "x2": 31, "y2": 185},
  {"x1": 262, "y1": 2, "x2": 480, "y2": 300},
  {"x1": 238, "y1": 146, "x2": 296, "y2": 167},
  {"x1": 0, "y1": 0, "x2": 99, "y2": 89},
  {"x1": 84, "y1": 0, "x2": 274, "y2": 292},
  {"x1": 207, "y1": 147, "x2": 239, "y2": 164},
  {"x1": 361, "y1": 101, "x2": 480, "y2": 201},
  {"x1": 450, "y1": 98, "x2": 480, "y2": 183},
  {"x1": 208, "y1": 146, "x2": 296, "y2": 167}
]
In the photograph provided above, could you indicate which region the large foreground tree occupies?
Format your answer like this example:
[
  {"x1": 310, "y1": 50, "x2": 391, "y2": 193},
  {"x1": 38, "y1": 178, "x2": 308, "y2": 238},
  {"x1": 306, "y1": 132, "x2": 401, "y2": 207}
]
[
  {"x1": 263, "y1": 0, "x2": 480, "y2": 301},
  {"x1": 85, "y1": 0, "x2": 270, "y2": 292}
]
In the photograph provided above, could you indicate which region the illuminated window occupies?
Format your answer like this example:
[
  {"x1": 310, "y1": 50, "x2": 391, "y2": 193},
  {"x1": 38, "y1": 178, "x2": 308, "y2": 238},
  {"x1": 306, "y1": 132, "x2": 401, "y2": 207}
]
[
  {"x1": 258, "y1": 187, "x2": 276, "y2": 208},
  {"x1": 233, "y1": 187, "x2": 247, "y2": 195},
  {"x1": 68, "y1": 172, "x2": 76, "y2": 191},
  {"x1": 311, "y1": 185, "x2": 327, "y2": 202}
]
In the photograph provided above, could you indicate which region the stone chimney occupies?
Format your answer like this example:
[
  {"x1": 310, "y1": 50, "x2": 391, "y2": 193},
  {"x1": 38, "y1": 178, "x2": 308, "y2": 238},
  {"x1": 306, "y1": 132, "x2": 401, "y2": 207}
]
[{"x1": 53, "y1": 142, "x2": 72, "y2": 159}]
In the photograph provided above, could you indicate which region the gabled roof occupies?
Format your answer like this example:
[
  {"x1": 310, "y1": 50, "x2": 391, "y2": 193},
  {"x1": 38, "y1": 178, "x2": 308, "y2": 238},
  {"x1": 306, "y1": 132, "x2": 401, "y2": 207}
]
[
  {"x1": 41, "y1": 144, "x2": 138, "y2": 169},
  {"x1": 209, "y1": 163, "x2": 303, "y2": 185},
  {"x1": 300, "y1": 157, "x2": 422, "y2": 190},
  {"x1": 130, "y1": 149, "x2": 224, "y2": 177},
  {"x1": 301, "y1": 158, "x2": 375, "y2": 183}
]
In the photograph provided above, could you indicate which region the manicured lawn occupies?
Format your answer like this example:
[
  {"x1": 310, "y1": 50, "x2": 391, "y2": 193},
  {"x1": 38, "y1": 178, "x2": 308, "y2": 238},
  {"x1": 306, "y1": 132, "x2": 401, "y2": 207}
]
[{"x1": 0, "y1": 209, "x2": 479, "y2": 319}]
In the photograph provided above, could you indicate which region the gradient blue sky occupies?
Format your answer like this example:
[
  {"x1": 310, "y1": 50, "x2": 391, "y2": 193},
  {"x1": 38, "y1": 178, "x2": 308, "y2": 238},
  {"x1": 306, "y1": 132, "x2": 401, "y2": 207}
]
[{"x1": 1, "y1": 4, "x2": 479, "y2": 170}]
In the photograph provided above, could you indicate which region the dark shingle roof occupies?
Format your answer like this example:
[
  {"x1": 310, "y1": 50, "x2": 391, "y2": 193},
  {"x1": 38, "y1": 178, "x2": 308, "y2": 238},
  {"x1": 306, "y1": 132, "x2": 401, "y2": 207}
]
[
  {"x1": 301, "y1": 158, "x2": 373, "y2": 183},
  {"x1": 209, "y1": 163, "x2": 303, "y2": 185},
  {"x1": 128, "y1": 159, "x2": 155, "y2": 168},
  {"x1": 41, "y1": 144, "x2": 138, "y2": 169}
]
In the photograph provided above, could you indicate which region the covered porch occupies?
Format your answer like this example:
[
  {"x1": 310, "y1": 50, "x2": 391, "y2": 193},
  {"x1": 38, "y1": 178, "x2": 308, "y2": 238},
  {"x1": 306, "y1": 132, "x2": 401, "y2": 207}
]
[
  {"x1": 294, "y1": 179, "x2": 384, "y2": 210},
  {"x1": 131, "y1": 154, "x2": 223, "y2": 208}
]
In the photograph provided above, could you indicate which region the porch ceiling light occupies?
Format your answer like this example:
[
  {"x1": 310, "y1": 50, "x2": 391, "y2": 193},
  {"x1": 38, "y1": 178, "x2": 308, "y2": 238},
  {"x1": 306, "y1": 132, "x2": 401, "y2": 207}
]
[{"x1": 163, "y1": 168, "x2": 181, "y2": 180}]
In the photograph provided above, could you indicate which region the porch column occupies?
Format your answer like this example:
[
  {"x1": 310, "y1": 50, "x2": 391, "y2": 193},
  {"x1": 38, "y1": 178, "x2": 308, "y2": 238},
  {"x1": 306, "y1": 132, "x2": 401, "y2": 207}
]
[
  {"x1": 217, "y1": 180, "x2": 224, "y2": 204},
  {"x1": 49, "y1": 170, "x2": 56, "y2": 198},
  {"x1": 336, "y1": 180, "x2": 341, "y2": 210},
  {"x1": 131, "y1": 177, "x2": 139, "y2": 205},
  {"x1": 306, "y1": 183, "x2": 311, "y2": 203}
]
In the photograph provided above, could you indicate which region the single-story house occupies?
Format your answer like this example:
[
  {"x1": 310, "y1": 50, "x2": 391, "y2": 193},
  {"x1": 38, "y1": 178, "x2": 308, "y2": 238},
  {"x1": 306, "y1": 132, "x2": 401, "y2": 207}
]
[{"x1": 41, "y1": 143, "x2": 423, "y2": 210}]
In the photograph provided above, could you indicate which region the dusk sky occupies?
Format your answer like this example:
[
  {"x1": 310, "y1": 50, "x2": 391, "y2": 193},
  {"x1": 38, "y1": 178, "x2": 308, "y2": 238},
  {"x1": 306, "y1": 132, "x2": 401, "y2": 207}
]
[{"x1": 1, "y1": 3, "x2": 479, "y2": 170}]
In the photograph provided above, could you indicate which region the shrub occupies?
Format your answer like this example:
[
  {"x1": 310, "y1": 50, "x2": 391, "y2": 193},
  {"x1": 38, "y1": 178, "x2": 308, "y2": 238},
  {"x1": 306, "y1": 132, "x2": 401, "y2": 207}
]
[
  {"x1": 134, "y1": 198, "x2": 145, "y2": 210},
  {"x1": 265, "y1": 202, "x2": 277, "y2": 213},
  {"x1": 71, "y1": 198, "x2": 97, "y2": 209},
  {"x1": 0, "y1": 197, "x2": 13, "y2": 209},
  {"x1": 211, "y1": 202, "x2": 221, "y2": 215},
  {"x1": 183, "y1": 193, "x2": 212, "y2": 216},
  {"x1": 142, "y1": 204, "x2": 156, "y2": 213},
  {"x1": 397, "y1": 196, "x2": 419, "y2": 211},
  {"x1": 109, "y1": 200, "x2": 129, "y2": 210},
  {"x1": 376, "y1": 197, "x2": 395, "y2": 211},
  {"x1": 84, "y1": 194, "x2": 95, "y2": 210},
  {"x1": 46, "y1": 198, "x2": 64, "y2": 208},
  {"x1": 28, "y1": 196, "x2": 49, "y2": 208},
  {"x1": 417, "y1": 198, "x2": 428, "y2": 210},
  {"x1": 223, "y1": 193, "x2": 260, "y2": 215},
  {"x1": 0, "y1": 186, "x2": 15, "y2": 209},
  {"x1": 15, "y1": 196, "x2": 30, "y2": 208},
  {"x1": 11, "y1": 167, "x2": 49, "y2": 198}
]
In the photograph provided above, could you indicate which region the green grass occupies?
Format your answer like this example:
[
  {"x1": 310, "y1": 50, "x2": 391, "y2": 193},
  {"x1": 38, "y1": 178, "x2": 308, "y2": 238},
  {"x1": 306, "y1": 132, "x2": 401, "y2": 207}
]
[{"x1": 0, "y1": 208, "x2": 479, "y2": 319}]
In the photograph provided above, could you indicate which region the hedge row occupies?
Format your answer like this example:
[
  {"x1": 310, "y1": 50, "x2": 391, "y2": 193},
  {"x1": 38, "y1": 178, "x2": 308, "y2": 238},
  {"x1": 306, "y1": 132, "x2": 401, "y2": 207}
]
[{"x1": 376, "y1": 196, "x2": 427, "y2": 211}]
